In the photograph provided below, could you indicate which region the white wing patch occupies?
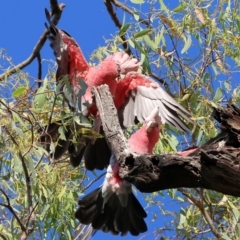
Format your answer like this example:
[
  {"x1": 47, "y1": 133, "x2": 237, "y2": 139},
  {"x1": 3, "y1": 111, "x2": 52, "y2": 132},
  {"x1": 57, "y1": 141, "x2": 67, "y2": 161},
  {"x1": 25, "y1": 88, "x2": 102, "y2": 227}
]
[{"x1": 123, "y1": 84, "x2": 192, "y2": 132}]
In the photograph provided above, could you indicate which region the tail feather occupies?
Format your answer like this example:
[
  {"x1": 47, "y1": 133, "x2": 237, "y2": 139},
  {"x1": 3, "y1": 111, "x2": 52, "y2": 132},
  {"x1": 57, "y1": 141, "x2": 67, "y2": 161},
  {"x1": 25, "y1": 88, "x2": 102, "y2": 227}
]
[
  {"x1": 68, "y1": 139, "x2": 86, "y2": 167},
  {"x1": 76, "y1": 188, "x2": 103, "y2": 224},
  {"x1": 128, "y1": 194, "x2": 147, "y2": 235},
  {"x1": 75, "y1": 186, "x2": 147, "y2": 236},
  {"x1": 84, "y1": 128, "x2": 111, "y2": 170},
  {"x1": 131, "y1": 193, "x2": 147, "y2": 218},
  {"x1": 39, "y1": 120, "x2": 111, "y2": 169}
]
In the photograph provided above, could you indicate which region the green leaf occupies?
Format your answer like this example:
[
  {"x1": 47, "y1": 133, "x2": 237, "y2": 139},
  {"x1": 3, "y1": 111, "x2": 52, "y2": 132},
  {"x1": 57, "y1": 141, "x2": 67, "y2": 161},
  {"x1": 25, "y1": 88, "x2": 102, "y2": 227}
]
[
  {"x1": 28, "y1": 108, "x2": 40, "y2": 113},
  {"x1": 143, "y1": 35, "x2": 158, "y2": 51},
  {"x1": 34, "y1": 87, "x2": 46, "y2": 107},
  {"x1": 142, "y1": 54, "x2": 151, "y2": 73},
  {"x1": 133, "y1": 12, "x2": 140, "y2": 21},
  {"x1": 134, "y1": 29, "x2": 151, "y2": 39},
  {"x1": 58, "y1": 186, "x2": 66, "y2": 200},
  {"x1": 12, "y1": 87, "x2": 27, "y2": 98},
  {"x1": 130, "y1": 0, "x2": 144, "y2": 4},
  {"x1": 12, "y1": 124, "x2": 25, "y2": 138},
  {"x1": 27, "y1": 155, "x2": 36, "y2": 182},
  {"x1": 34, "y1": 77, "x2": 48, "y2": 107},
  {"x1": 128, "y1": 39, "x2": 135, "y2": 48},
  {"x1": 13, "y1": 155, "x2": 23, "y2": 173},
  {"x1": 224, "y1": 80, "x2": 231, "y2": 92},
  {"x1": 77, "y1": 78, "x2": 88, "y2": 112},
  {"x1": 221, "y1": 233, "x2": 232, "y2": 240},
  {"x1": 132, "y1": 39, "x2": 146, "y2": 54},
  {"x1": 42, "y1": 185, "x2": 48, "y2": 199},
  {"x1": 12, "y1": 111, "x2": 25, "y2": 127},
  {"x1": 213, "y1": 87, "x2": 223, "y2": 102},
  {"x1": 181, "y1": 93, "x2": 190, "y2": 102},
  {"x1": 167, "y1": 134, "x2": 178, "y2": 151},
  {"x1": 58, "y1": 126, "x2": 67, "y2": 141},
  {"x1": 181, "y1": 34, "x2": 192, "y2": 54},
  {"x1": 228, "y1": 200, "x2": 239, "y2": 226},
  {"x1": 158, "y1": 0, "x2": 168, "y2": 12},
  {"x1": 73, "y1": 114, "x2": 91, "y2": 127},
  {"x1": 173, "y1": 4, "x2": 185, "y2": 12},
  {"x1": 178, "y1": 208, "x2": 187, "y2": 229},
  {"x1": 119, "y1": 23, "x2": 130, "y2": 36}
]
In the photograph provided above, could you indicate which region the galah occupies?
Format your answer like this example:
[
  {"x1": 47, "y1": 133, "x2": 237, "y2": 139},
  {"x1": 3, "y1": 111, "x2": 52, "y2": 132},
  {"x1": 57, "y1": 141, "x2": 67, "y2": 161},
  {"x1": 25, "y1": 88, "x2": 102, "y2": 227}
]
[
  {"x1": 43, "y1": 9, "x2": 139, "y2": 167},
  {"x1": 43, "y1": 9, "x2": 192, "y2": 169},
  {"x1": 75, "y1": 107, "x2": 161, "y2": 236}
]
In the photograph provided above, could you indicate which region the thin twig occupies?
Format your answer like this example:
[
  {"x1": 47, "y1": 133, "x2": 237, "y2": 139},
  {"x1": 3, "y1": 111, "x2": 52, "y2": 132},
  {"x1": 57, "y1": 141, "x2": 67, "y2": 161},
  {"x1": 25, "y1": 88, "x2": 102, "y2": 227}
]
[
  {"x1": 111, "y1": 0, "x2": 150, "y2": 27},
  {"x1": 178, "y1": 188, "x2": 222, "y2": 239},
  {"x1": 0, "y1": 189, "x2": 26, "y2": 233},
  {"x1": 149, "y1": 72, "x2": 167, "y2": 87},
  {"x1": 4, "y1": 128, "x2": 34, "y2": 238},
  {"x1": 80, "y1": 172, "x2": 106, "y2": 193},
  {"x1": 25, "y1": 202, "x2": 39, "y2": 231},
  {"x1": 104, "y1": 0, "x2": 132, "y2": 55}
]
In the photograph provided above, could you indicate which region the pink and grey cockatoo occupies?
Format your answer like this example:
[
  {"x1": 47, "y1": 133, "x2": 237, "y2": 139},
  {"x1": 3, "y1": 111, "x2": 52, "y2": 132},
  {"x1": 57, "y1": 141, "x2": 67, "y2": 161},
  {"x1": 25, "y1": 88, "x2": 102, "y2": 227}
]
[
  {"x1": 42, "y1": 9, "x2": 192, "y2": 170},
  {"x1": 75, "y1": 107, "x2": 161, "y2": 236}
]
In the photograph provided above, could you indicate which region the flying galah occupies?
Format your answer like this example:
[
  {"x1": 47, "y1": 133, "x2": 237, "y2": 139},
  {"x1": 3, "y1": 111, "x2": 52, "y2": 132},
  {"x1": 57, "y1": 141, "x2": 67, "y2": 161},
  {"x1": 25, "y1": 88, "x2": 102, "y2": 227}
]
[
  {"x1": 75, "y1": 107, "x2": 161, "y2": 236},
  {"x1": 42, "y1": 9, "x2": 192, "y2": 169}
]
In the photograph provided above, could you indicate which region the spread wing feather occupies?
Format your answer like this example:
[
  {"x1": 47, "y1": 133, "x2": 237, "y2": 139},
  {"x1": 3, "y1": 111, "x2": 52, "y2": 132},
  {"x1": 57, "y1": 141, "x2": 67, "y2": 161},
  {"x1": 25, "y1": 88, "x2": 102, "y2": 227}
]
[{"x1": 122, "y1": 77, "x2": 192, "y2": 132}]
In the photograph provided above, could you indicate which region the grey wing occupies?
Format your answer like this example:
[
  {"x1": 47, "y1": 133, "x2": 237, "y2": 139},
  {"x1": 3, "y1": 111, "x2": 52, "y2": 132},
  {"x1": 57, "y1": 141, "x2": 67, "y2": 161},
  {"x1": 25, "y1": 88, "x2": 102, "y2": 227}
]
[{"x1": 122, "y1": 84, "x2": 192, "y2": 132}]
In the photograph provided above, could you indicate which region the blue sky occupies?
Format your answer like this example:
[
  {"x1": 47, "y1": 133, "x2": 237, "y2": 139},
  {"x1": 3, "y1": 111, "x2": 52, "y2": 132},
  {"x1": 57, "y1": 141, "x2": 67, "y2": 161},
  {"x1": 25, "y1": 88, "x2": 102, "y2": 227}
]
[{"x1": 0, "y1": 1, "x2": 185, "y2": 240}]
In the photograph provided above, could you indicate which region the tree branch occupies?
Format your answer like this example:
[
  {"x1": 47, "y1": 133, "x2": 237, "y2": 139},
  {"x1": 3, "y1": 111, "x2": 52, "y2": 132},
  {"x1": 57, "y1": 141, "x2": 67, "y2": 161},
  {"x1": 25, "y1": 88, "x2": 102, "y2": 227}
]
[
  {"x1": 0, "y1": 2, "x2": 65, "y2": 81},
  {"x1": 93, "y1": 85, "x2": 240, "y2": 197},
  {"x1": 104, "y1": 0, "x2": 132, "y2": 55},
  {"x1": 110, "y1": 0, "x2": 150, "y2": 27},
  {"x1": 4, "y1": 128, "x2": 35, "y2": 239},
  {"x1": 0, "y1": 189, "x2": 26, "y2": 234}
]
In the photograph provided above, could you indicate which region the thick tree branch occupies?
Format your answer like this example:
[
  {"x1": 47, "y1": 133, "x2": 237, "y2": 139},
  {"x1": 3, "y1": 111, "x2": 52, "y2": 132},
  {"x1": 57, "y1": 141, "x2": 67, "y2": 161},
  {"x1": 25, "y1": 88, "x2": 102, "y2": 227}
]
[
  {"x1": 93, "y1": 85, "x2": 240, "y2": 197},
  {"x1": 0, "y1": 2, "x2": 65, "y2": 81}
]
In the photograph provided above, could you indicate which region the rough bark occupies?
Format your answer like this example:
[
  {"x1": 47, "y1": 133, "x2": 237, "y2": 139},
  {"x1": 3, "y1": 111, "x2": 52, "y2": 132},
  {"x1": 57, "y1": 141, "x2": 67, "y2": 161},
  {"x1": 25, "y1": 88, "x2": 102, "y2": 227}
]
[{"x1": 93, "y1": 85, "x2": 240, "y2": 197}]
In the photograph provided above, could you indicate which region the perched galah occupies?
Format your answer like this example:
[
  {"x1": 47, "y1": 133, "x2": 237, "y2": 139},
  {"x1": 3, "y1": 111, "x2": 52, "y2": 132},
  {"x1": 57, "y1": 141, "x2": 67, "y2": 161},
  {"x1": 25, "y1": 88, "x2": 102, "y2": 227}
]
[
  {"x1": 43, "y1": 9, "x2": 140, "y2": 167},
  {"x1": 75, "y1": 107, "x2": 161, "y2": 236},
  {"x1": 43, "y1": 9, "x2": 192, "y2": 169}
]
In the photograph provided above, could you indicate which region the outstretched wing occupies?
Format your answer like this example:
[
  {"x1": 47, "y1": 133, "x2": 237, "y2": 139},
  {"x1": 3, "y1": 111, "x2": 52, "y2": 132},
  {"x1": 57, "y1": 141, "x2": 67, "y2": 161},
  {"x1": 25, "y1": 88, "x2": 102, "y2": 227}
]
[
  {"x1": 45, "y1": 8, "x2": 89, "y2": 111},
  {"x1": 118, "y1": 72, "x2": 192, "y2": 132}
]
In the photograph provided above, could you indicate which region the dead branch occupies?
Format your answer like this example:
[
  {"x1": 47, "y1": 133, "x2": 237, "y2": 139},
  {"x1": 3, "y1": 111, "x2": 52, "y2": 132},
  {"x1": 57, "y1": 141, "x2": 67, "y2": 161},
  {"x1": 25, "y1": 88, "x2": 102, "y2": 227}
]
[
  {"x1": 93, "y1": 85, "x2": 240, "y2": 197},
  {"x1": 0, "y1": 2, "x2": 65, "y2": 82}
]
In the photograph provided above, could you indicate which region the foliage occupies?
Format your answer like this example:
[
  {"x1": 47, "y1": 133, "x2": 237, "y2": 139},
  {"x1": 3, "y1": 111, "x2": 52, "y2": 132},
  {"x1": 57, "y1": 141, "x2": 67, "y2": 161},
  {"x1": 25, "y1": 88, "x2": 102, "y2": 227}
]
[{"x1": 1, "y1": 0, "x2": 240, "y2": 239}]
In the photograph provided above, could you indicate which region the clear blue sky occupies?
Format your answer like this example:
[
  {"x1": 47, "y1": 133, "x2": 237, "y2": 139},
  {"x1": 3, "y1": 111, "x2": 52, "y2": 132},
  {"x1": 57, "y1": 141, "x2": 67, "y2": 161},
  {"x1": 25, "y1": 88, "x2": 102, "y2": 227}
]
[{"x1": 0, "y1": 1, "x2": 183, "y2": 240}]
